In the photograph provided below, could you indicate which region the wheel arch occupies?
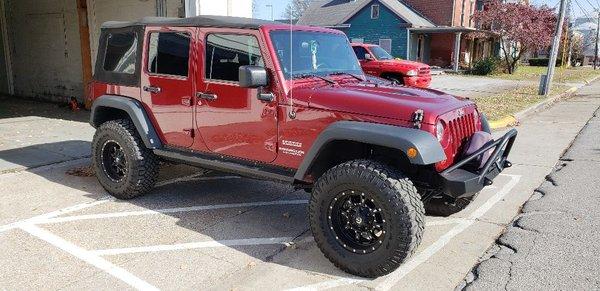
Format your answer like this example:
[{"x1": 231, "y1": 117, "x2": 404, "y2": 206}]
[
  {"x1": 294, "y1": 121, "x2": 446, "y2": 182},
  {"x1": 380, "y1": 72, "x2": 405, "y2": 82},
  {"x1": 90, "y1": 95, "x2": 162, "y2": 149}
]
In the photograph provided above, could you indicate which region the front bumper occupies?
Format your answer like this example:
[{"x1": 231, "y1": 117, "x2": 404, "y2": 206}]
[{"x1": 439, "y1": 129, "x2": 518, "y2": 198}]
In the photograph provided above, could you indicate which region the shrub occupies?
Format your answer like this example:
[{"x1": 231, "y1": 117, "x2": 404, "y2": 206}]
[
  {"x1": 529, "y1": 58, "x2": 562, "y2": 67},
  {"x1": 471, "y1": 57, "x2": 499, "y2": 75}
]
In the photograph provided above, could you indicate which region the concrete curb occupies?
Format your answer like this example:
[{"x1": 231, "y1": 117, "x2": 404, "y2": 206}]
[{"x1": 489, "y1": 74, "x2": 600, "y2": 129}]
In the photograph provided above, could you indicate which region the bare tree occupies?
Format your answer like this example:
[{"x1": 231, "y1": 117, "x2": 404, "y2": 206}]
[{"x1": 283, "y1": 0, "x2": 312, "y2": 20}]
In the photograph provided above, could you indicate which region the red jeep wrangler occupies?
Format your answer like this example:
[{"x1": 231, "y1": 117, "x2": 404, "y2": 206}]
[
  {"x1": 351, "y1": 43, "x2": 432, "y2": 88},
  {"x1": 89, "y1": 16, "x2": 516, "y2": 278}
]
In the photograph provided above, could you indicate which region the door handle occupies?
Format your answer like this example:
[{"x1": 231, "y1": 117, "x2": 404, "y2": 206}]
[
  {"x1": 196, "y1": 92, "x2": 218, "y2": 101},
  {"x1": 257, "y1": 92, "x2": 275, "y2": 102},
  {"x1": 143, "y1": 85, "x2": 161, "y2": 94}
]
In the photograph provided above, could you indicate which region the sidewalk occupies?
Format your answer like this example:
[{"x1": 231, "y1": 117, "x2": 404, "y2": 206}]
[{"x1": 463, "y1": 84, "x2": 600, "y2": 290}]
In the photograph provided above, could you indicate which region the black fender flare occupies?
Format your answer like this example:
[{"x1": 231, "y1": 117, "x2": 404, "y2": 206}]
[
  {"x1": 90, "y1": 95, "x2": 162, "y2": 149},
  {"x1": 294, "y1": 121, "x2": 446, "y2": 180}
]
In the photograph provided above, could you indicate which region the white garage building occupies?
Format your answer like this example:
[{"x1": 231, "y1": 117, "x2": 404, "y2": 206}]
[{"x1": 0, "y1": 0, "x2": 252, "y2": 103}]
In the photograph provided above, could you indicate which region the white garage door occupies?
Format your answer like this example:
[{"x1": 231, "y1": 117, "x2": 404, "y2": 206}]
[{"x1": 7, "y1": 0, "x2": 83, "y2": 101}]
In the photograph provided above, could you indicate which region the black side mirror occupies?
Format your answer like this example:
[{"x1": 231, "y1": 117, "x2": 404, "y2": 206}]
[{"x1": 239, "y1": 66, "x2": 268, "y2": 88}]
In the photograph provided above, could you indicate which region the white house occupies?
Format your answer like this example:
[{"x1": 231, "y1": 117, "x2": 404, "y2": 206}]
[{"x1": 0, "y1": 0, "x2": 253, "y2": 102}]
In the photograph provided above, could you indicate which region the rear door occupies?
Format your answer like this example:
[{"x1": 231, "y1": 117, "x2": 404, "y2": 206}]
[{"x1": 141, "y1": 27, "x2": 196, "y2": 148}]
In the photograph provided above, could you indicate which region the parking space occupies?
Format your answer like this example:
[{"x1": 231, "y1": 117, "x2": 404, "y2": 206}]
[
  {"x1": 0, "y1": 158, "x2": 521, "y2": 290},
  {"x1": 2, "y1": 85, "x2": 600, "y2": 290}
]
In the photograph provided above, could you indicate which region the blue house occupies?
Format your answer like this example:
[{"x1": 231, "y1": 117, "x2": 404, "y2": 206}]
[{"x1": 298, "y1": 0, "x2": 434, "y2": 59}]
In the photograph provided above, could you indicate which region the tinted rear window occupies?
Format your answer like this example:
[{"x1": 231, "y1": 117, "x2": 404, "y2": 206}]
[{"x1": 103, "y1": 32, "x2": 137, "y2": 74}]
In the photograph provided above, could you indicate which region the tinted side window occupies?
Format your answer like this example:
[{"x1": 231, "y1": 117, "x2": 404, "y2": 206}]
[
  {"x1": 205, "y1": 34, "x2": 264, "y2": 82},
  {"x1": 148, "y1": 32, "x2": 191, "y2": 77},
  {"x1": 353, "y1": 46, "x2": 368, "y2": 60},
  {"x1": 104, "y1": 33, "x2": 137, "y2": 74}
]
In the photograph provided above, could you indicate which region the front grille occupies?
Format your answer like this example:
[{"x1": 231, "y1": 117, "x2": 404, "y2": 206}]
[
  {"x1": 418, "y1": 67, "x2": 431, "y2": 76},
  {"x1": 447, "y1": 112, "x2": 477, "y2": 156}
]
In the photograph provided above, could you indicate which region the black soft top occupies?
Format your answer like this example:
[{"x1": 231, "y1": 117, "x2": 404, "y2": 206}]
[{"x1": 101, "y1": 15, "x2": 278, "y2": 30}]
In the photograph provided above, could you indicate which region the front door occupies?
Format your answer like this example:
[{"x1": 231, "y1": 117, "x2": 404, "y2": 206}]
[
  {"x1": 194, "y1": 30, "x2": 277, "y2": 163},
  {"x1": 141, "y1": 27, "x2": 195, "y2": 148}
]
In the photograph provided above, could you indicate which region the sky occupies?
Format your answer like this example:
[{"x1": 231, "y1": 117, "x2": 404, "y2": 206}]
[
  {"x1": 252, "y1": 0, "x2": 600, "y2": 20},
  {"x1": 253, "y1": 0, "x2": 292, "y2": 20}
]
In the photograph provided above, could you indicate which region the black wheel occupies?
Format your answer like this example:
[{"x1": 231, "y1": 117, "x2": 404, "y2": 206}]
[
  {"x1": 425, "y1": 195, "x2": 475, "y2": 217},
  {"x1": 92, "y1": 119, "x2": 159, "y2": 199},
  {"x1": 309, "y1": 159, "x2": 425, "y2": 278}
]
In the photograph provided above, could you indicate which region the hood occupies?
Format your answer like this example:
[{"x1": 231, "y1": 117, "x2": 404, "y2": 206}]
[{"x1": 293, "y1": 82, "x2": 473, "y2": 124}]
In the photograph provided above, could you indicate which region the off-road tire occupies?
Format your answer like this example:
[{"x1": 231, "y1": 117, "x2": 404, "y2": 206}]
[
  {"x1": 92, "y1": 119, "x2": 159, "y2": 199},
  {"x1": 309, "y1": 159, "x2": 425, "y2": 278}
]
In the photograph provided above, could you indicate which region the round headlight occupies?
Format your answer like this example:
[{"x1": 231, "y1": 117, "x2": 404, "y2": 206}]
[{"x1": 436, "y1": 121, "x2": 444, "y2": 141}]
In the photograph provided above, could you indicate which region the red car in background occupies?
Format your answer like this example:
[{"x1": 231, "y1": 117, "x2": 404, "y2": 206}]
[{"x1": 351, "y1": 43, "x2": 432, "y2": 88}]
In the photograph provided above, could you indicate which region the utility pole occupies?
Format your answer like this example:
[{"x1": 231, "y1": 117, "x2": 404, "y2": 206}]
[
  {"x1": 540, "y1": 0, "x2": 567, "y2": 96},
  {"x1": 266, "y1": 4, "x2": 274, "y2": 21},
  {"x1": 594, "y1": 10, "x2": 600, "y2": 70}
]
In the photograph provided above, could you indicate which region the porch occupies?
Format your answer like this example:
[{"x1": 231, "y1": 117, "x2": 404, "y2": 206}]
[{"x1": 408, "y1": 27, "x2": 498, "y2": 71}]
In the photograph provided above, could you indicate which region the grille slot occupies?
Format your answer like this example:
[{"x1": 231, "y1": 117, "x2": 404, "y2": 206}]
[
  {"x1": 447, "y1": 112, "x2": 476, "y2": 157},
  {"x1": 418, "y1": 67, "x2": 430, "y2": 76}
]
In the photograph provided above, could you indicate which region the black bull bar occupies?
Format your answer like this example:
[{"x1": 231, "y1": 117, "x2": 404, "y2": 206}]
[{"x1": 439, "y1": 129, "x2": 518, "y2": 198}]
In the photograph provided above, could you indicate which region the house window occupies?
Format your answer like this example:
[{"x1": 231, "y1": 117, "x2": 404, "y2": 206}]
[
  {"x1": 371, "y1": 4, "x2": 380, "y2": 19},
  {"x1": 205, "y1": 34, "x2": 264, "y2": 82},
  {"x1": 147, "y1": 32, "x2": 191, "y2": 77},
  {"x1": 379, "y1": 38, "x2": 392, "y2": 54}
]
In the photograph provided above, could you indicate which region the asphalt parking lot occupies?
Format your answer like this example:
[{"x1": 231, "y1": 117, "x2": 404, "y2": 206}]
[
  {"x1": 0, "y1": 159, "x2": 520, "y2": 290},
  {"x1": 1, "y1": 83, "x2": 599, "y2": 290}
]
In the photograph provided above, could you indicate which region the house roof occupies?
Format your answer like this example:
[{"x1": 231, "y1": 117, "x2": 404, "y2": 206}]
[
  {"x1": 297, "y1": 0, "x2": 434, "y2": 28},
  {"x1": 101, "y1": 15, "x2": 277, "y2": 29}
]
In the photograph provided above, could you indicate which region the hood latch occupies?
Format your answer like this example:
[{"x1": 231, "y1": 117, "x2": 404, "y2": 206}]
[{"x1": 412, "y1": 109, "x2": 424, "y2": 129}]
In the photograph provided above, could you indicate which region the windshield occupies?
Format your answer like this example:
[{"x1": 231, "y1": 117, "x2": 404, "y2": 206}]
[
  {"x1": 270, "y1": 31, "x2": 363, "y2": 79},
  {"x1": 370, "y1": 46, "x2": 394, "y2": 60}
]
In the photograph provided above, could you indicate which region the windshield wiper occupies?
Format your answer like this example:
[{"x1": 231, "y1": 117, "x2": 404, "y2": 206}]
[
  {"x1": 329, "y1": 71, "x2": 365, "y2": 81},
  {"x1": 291, "y1": 73, "x2": 337, "y2": 84}
]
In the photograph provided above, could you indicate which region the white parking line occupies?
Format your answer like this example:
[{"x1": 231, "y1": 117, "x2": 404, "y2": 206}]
[
  {"x1": 37, "y1": 199, "x2": 310, "y2": 224},
  {"x1": 287, "y1": 277, "x2": 367, "y2": 291},
  {"x1": 20, "y1": 224, "x2": 159, "y2": 291},
  {"x1": 0, "y1": 197, "x2": 113, "y2": 233},
  {"x1": 287, "y1": 174, "x2": 521, "y2": 291},
  {"x1": 91, "y1": 237, "x2": 295, "y2": 256},
  {"x1": 1, "y1": 174, "x2": 246, "y2": 231}
]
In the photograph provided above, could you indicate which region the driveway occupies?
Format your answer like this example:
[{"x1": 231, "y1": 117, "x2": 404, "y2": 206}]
[
  {"x1": 1, "y1": 83, "x2": 599, "y2": 290},
  {"x1": 430, "y1": 75, "x2": 535, "y2": 98}
]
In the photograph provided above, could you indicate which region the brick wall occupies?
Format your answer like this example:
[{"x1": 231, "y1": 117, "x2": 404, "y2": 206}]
[
  {"x1": 402, "y1": 0, "x2": 454, "y2": 26},
  {"x1": 402, "y1": 0, "x2": 478, "y2": 27}
]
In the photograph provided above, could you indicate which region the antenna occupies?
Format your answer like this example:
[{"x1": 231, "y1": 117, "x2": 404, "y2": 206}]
[{"x1": 288, "y1": 9, "x2": 296, "y2": 119}]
